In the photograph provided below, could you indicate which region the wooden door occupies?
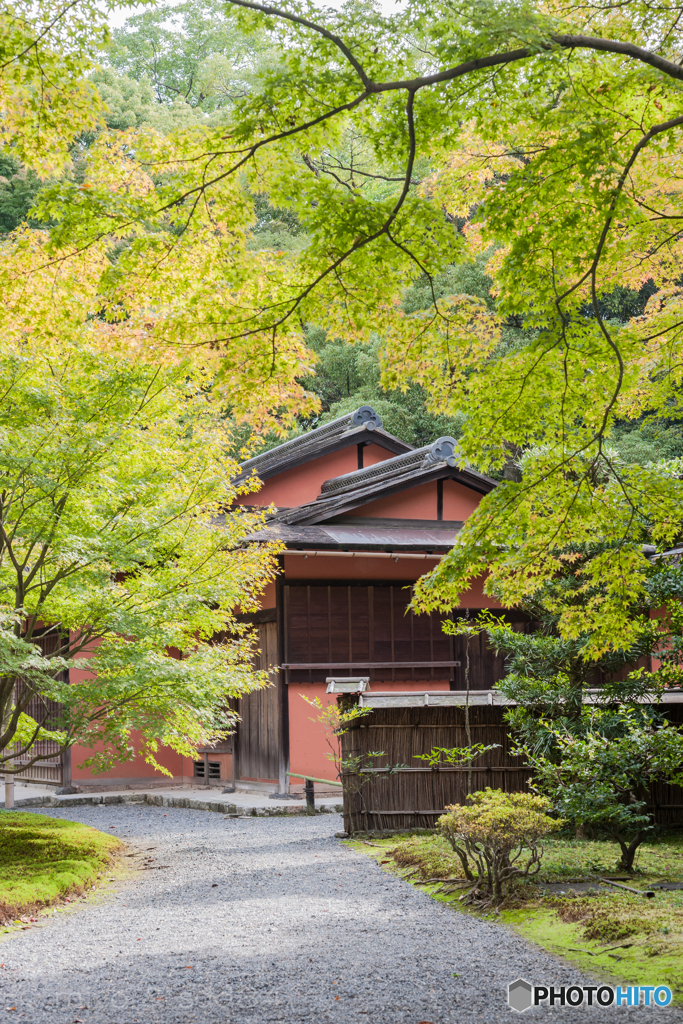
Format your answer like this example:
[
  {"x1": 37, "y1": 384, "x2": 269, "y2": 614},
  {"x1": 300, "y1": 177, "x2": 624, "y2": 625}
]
[{"x1": 236, "y1": 621, "x2": 279, "y2": 782}]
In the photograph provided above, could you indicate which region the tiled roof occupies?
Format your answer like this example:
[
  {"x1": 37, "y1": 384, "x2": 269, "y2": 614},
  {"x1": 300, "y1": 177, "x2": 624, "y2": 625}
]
[
  {"x1": 235, "y1": 405, "x2": 412, "y2": 483},
  {"x1": 274, "y1": 437, "x2": 496, "y2": 525},
  {"x1": 239, "y1": 516, "x2": 463, "y2": 551},
  {"x1": 319, "y1": 437, "x2": 459, "y2": 497}
]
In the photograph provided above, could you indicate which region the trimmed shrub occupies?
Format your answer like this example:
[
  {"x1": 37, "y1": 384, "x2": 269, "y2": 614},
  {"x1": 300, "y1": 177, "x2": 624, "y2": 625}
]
[{"x1": 437, "y1": 788, "x2": 563, "y2": 905}]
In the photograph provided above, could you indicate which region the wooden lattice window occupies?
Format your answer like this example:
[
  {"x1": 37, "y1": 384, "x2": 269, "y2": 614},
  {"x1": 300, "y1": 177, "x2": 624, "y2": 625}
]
[{"x1": 283, "y1": 583, "x2": 456, "y2": 684}]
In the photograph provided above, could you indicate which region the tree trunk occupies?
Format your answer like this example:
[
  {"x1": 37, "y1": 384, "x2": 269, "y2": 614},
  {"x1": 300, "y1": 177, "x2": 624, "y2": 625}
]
[{"x1": 615, "y1": 831, "x2": 645, "y2": 873}]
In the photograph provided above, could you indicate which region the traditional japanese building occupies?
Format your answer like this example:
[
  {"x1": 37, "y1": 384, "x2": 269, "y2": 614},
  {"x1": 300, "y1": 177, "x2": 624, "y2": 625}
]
[
  {"x1": 228, "y1": 405, "x2": 524, "y2": 795},
  {"x1": 24, "y1": 406, "x2": 528, "y2": 793}
]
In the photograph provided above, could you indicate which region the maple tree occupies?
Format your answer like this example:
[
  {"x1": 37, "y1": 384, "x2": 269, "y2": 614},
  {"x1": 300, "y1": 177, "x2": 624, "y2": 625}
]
[
  {"x1": 0, "y1": 2, "x2": 312, "y2": 774},
  {"x1": 0, "y1": 339, "x2": 278, "y2": 776},
  {"x1": 0, "y1": 0, "x2": 111, "y2": 174},
  {"x1": 27, "y1": 0, "x2": 683, "y2": 648}
]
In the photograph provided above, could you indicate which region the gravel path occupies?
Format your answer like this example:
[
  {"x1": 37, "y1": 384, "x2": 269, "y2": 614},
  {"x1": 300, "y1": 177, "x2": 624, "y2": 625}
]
[{"x1": 0, "y1": 805, "x2": 679, "y2": 1023}]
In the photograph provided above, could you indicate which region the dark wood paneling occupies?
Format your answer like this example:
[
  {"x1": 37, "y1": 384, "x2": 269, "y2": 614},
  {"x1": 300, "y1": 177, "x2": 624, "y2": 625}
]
[
  {"x1": 236, "y1": 621, "x2": 279, "y2": 782},
  {"x1": 13, "y1": 629, "x2": 66, "y2": 785},
  {"x1": 285, "y1": 584, "x2": 458, "y2": 684}
]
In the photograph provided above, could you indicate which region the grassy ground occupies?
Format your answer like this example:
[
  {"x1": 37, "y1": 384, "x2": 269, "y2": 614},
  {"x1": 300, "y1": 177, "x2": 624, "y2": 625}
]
[
  {"x1": 350, "y1": 829, "x2": 683, "y2": 999},
  {"x1": 0, "y1": 811, "x2": 122, "y2": 925}
]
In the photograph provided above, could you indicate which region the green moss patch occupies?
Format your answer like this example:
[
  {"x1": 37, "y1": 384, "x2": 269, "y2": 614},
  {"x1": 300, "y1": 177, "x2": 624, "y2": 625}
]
[
  {"x1": 502, "y1": 894, "x2": 683, "y2": 997},
  {"x1": 349, "y1": 830, "x2": 683, "y2": 1000},
  {"x1": 0, "y1": 811, "x2": 122, "y2": 922}
]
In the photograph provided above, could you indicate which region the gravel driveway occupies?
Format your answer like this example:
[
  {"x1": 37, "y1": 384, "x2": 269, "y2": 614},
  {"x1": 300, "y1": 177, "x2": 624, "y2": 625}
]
[{"x1": 0, "y1": 805, "x2": 678, "y2": 1023}]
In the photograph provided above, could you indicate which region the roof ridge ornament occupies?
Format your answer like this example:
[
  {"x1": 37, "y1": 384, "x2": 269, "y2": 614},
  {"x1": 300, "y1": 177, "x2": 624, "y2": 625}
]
[
  {"x1": 424, "y1": 437, "x2": 458, "y2": 468},
  {"x1": 350, "y1": 405, "x2": 382, "y2": 431},
  {"x1": 237, "y1": 404, "x2": 387, "y2": 477}
]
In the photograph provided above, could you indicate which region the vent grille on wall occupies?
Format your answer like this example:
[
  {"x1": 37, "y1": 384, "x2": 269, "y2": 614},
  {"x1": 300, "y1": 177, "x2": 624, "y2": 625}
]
[{"x1": 194, "y1": 761, "x2": 221, "y2": 779}]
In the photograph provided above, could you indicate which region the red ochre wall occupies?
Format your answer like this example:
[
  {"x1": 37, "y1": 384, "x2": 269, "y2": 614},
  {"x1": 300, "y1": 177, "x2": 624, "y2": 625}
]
[
  {"x1": 287, "y1": 679, "x2": 451, "y2": 784},
  {"x1": 68, "y1": 639, "x2": 196, "y2": 789},
  {"x1": 353, "y1": 479, "x2": 480, "y2": 520},
  {"x1": 234, "y1": 442, "x2": 396, "y2": 509}
]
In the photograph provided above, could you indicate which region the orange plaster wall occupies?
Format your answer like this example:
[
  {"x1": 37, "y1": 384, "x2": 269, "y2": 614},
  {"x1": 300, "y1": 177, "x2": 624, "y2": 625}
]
[
  {"x1": 442, "y1": 479, "x2": 481, "y2": 520},
  {"x1": 352, "y1": 479, "x2": 481, "y2": 521},
  {"x1": 70, "y1": 737, "x2": 185, "y2": 784},
  {"x1": 68, "y1": 636, "x2": 193, "y2": 785},
  {"x1": 234, "y1": 442, "x2": 402, "y2": 509},
  {"x1": 288, "y1": 679, "x2": 450, "y2": 782},
  {"x1": 362, "y1": 442, "x2": 393, "y2": 468},
  {"x1": 235, "y1": 448, "x2": 357, "y2": 508}
]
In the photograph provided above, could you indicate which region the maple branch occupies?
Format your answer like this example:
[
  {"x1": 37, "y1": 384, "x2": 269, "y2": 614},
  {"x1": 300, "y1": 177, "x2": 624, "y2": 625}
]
[
  {"x1": 153, "y1": 91, "x2": 370, "y2": 214},
  {"x1": 369, "y1": 35, "x2": 683, "y2": 92},
  {"x1": 210, "y1": 89, "x2": 418, "y2": 342},
  {"x1": 0, "y1": 0, "x2": 85, "y2": 71},
  {"x1": 225, "y1": 2, "x2": 683, "y2": 94},
  {"x1": 225, "y1": 0, "x2": 373, "y2": 90}
]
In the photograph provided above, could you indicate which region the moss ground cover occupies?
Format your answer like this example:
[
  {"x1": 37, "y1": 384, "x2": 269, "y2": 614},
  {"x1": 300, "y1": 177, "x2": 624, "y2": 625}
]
[
  {"x1": 350, "y1": 829, "x2": 683, "y2": 999},
  {"x1": 0, "y1": 811, "x2": 122, "y2": 922}
]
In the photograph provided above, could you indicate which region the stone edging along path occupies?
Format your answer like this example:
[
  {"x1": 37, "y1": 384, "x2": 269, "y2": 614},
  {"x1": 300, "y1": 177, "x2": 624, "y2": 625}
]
[{"x1": 1, "y1": 792, "x2": 344, "y2": 817}]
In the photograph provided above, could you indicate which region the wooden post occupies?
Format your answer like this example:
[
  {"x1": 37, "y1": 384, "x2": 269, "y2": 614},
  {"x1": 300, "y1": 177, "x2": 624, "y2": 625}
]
[
  {"x1": 304, "y1": 778, "x2": 315, "y2": 815},
  {"x1": 276, "y1": 555, "x2": 290, "y2": 795},
  {"x1": 62, "y1": 746, "x2": 72, "y2": 790},
  {"x1": 4, "y1": 774, "x2": 14, "y2": 809}
]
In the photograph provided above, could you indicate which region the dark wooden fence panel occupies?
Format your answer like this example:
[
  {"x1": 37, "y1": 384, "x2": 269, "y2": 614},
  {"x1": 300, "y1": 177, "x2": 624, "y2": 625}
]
[
  {"x1": 649, "y1": 704, "x2": 683, "y2": 825},
  {"x1": 340, "y1": 704, "x2": 683, "y2": 833},
  {"x1": 12, "y1": 629, "x2": 66, "y2": 786}
]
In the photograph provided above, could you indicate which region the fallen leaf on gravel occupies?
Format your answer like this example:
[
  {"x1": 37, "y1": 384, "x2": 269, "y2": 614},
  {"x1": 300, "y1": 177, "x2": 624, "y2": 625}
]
[{"x1": 211, "y1": 884, "x2": 218, "y2": 887}]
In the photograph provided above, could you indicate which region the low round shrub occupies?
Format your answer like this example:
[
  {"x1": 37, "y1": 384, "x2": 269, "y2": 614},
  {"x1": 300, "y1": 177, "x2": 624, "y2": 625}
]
[{"x1": 437, "y1": 788, "x2": 563, "y2": 906}]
